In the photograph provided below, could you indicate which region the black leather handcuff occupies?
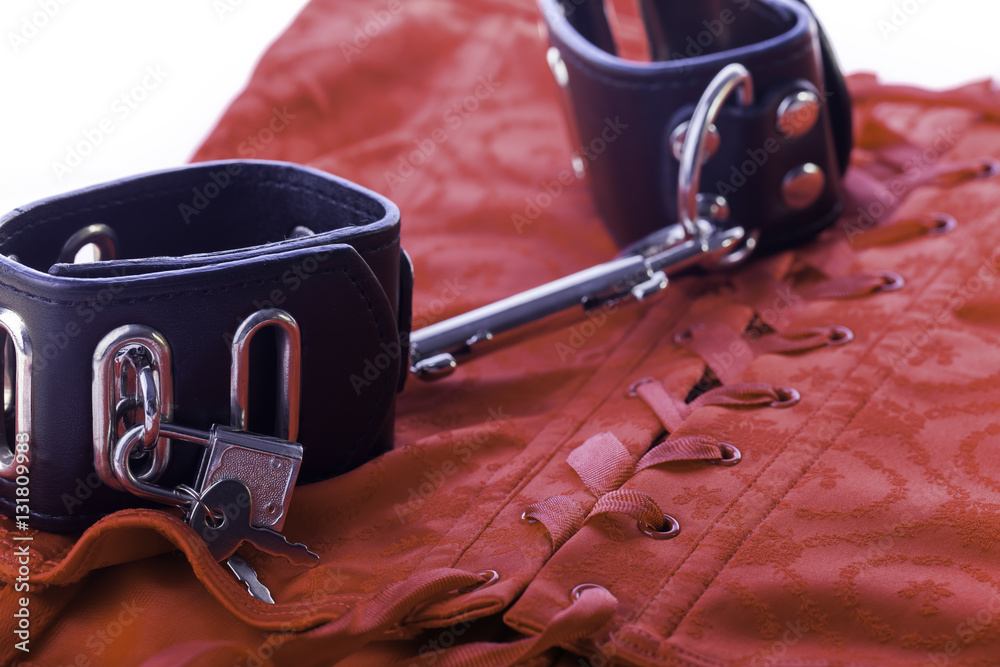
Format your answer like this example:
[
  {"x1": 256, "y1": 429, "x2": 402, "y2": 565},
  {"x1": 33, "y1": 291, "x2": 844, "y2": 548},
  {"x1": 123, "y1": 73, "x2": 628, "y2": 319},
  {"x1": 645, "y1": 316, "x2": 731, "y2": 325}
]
[
  {"x1": 538, "y1": 0, "x2": 852, "y2": 252},
  {"x1": 409, "y1": 0, "x2": 854, "y2": 377},
  {"x1": 0, "y1": 0, "x2": 853, "y2": 603},
  {"x1": 0, "y1": 161, "x2": 411, "y2": 533}
]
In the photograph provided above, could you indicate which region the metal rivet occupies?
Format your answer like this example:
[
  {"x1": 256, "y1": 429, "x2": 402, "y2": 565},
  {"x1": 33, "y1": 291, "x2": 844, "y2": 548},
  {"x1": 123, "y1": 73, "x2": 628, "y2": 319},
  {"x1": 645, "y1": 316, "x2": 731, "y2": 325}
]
[
  {"x1": 696, "y1": 194, "x2": 730, "y2": 223},
  {"x1": 670, "y1": 121, "x2": 720, "y2": 162},
  {"x1": 546, "y1": 47, "x2": 569, "y2": 87},
  {"x1": 776, "y1": 90, "x2": 820, "y2": 138},
  {"x1": 781, "y1": 163, "x2": 826, "y2": 209}
]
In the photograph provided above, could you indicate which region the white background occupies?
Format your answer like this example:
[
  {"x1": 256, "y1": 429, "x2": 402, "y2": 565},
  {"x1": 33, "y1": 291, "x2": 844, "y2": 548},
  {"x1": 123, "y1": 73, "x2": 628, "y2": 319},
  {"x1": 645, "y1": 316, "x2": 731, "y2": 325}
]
[{"x1": 0, "y1": 0, "x2": 997, "y2": 214}]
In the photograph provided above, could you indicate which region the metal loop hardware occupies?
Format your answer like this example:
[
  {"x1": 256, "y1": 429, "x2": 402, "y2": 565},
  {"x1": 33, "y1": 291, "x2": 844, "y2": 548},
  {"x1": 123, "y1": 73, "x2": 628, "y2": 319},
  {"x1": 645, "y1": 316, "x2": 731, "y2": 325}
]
[
  {"x1": 111, "y1": 423, "x2": 212, "y2": 507},
  {"x1": 677, "y1": 63, "x2": 755, "y2": 246},
  {"x1": 230, "y1": 309, "x2": 301, "y2": 441},
  {"x1": 57, "y1": 224, "x2": 120, "y2": 264},
  {"x1": 92, "y1": 326, "x2": 174, "y2": 491},
  {"x1": 95, "y1": 311, "x2": 305, "y2": 532},
  {"x1": 0, "y1": 309, "x2": 32, "y2": 480}
]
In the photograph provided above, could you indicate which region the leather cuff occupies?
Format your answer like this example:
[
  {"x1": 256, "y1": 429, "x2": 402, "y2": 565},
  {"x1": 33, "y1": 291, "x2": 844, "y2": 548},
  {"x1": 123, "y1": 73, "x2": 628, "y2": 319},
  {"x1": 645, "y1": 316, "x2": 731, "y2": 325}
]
[
  {"x1": 0, "y1": 160, "x2": 411, "y2": 532},
  {"x1": 539, "y1": 0, "x2": 852, "y2": 252}
]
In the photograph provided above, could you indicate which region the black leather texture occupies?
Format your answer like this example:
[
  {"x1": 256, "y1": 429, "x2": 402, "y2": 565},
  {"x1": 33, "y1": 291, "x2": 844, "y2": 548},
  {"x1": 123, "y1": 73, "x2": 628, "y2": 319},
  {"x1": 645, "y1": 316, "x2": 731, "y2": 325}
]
[
  {"x1": 539, "y1": 0, "x2": 852, "y2": 252},
  {"x1": 0, "y1": 160, "x2": 409, "y2": 531}
]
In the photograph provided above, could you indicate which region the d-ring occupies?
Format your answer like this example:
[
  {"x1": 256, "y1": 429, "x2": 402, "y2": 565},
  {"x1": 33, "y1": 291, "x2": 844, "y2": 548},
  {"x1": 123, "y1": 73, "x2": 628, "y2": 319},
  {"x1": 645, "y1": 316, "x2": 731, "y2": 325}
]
[
  {"x1": 57, "y1": 224, "x2": 119, "y2": 264},
  {"x1": 677, "y1": 64, "x2": 754, "y2": 243}
]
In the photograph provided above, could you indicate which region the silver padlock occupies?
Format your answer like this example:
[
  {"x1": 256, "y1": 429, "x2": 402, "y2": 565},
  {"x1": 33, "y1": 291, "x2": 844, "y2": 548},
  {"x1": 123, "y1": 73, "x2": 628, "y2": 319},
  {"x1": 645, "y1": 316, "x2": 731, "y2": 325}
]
[{"x1": 194, "y1": 426, "x2": 303, "y2": 531}]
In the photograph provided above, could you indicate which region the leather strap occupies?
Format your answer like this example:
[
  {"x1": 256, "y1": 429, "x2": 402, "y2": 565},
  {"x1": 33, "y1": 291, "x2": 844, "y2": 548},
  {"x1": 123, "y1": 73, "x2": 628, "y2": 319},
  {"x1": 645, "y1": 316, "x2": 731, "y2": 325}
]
[
  {"x1": 0, "y1": 160, "x2": 411, "y2": 531},
  {"x1": 539, "y1": 0, "x2": 852, "y2": 252}
]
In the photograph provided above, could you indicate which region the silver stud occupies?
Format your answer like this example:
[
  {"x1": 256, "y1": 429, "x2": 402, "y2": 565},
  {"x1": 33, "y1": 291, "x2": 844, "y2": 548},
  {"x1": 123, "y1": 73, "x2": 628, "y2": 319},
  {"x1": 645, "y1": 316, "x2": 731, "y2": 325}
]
[
  {"x1": 546, "y1": 47, "x2": 569, "y2": 87},
  {"x1": 670, "y1": 121, "x2": 720, "y2": 162},
  {"x1": 776, "y1": 90, "x2": 820, "y2": 138},
  {"x1": 781, "y1": 163, "x2": 825, "y2": 209}
]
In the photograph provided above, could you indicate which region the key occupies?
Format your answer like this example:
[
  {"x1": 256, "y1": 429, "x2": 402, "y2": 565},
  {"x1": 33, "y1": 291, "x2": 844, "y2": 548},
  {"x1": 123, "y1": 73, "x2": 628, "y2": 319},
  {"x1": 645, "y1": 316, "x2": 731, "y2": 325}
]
[
  {"x1": 190, "y1": 478, "x2": 319, "y2": 567},
  {"x1": 226, "y1": 553, "x2": 275, "y2": 604}
]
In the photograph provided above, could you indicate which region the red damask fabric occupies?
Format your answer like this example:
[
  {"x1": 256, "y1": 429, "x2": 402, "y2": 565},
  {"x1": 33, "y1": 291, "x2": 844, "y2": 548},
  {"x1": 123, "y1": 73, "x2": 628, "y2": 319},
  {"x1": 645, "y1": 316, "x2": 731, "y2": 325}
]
[{"x1": 3, "y1": 1, "x2": 1000, "y2": 665}]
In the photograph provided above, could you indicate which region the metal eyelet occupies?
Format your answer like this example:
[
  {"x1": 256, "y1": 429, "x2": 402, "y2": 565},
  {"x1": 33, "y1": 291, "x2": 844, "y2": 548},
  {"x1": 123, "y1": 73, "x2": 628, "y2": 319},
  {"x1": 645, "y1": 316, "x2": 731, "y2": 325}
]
[
  {"x1": 711, "y1": 442, "x2": 742, "y2": 467},
  {"x1": 627, "y1": 377, "x2": 657, "y2": 397},
  {"x1": 927, "y1": 213, "x2": 958, "y2": 236},
  {"x1": 874, "y1": 271, "x2": 905, "y2": 293},
  {"x1": 770, "y1": 387, "x2": 801, "y2": 409},
  {"x1": 57, "y1": 224, "x2": 120, "y2": 264},
  {"x1": 230, "y1": 309, "x2": 301, "y2": 441},
  {"x1": 673, "y1": 323, "x2": 704, "y2": 345},
  {"x1": 571, "y1": 583, "x2": 609, "y2": 601},
  {"x1": 977, "y1": 159, "x2": 1000, "y2": 180},
  {"x1": 638, "y1": 514, "x2": 681, "y2": 540},
  {"x1": 457, "y1": 570, "x2": 499, "y2": 594},
  {"x1": 826, "y1": 326, "x2": 854, "y2": 347}
]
